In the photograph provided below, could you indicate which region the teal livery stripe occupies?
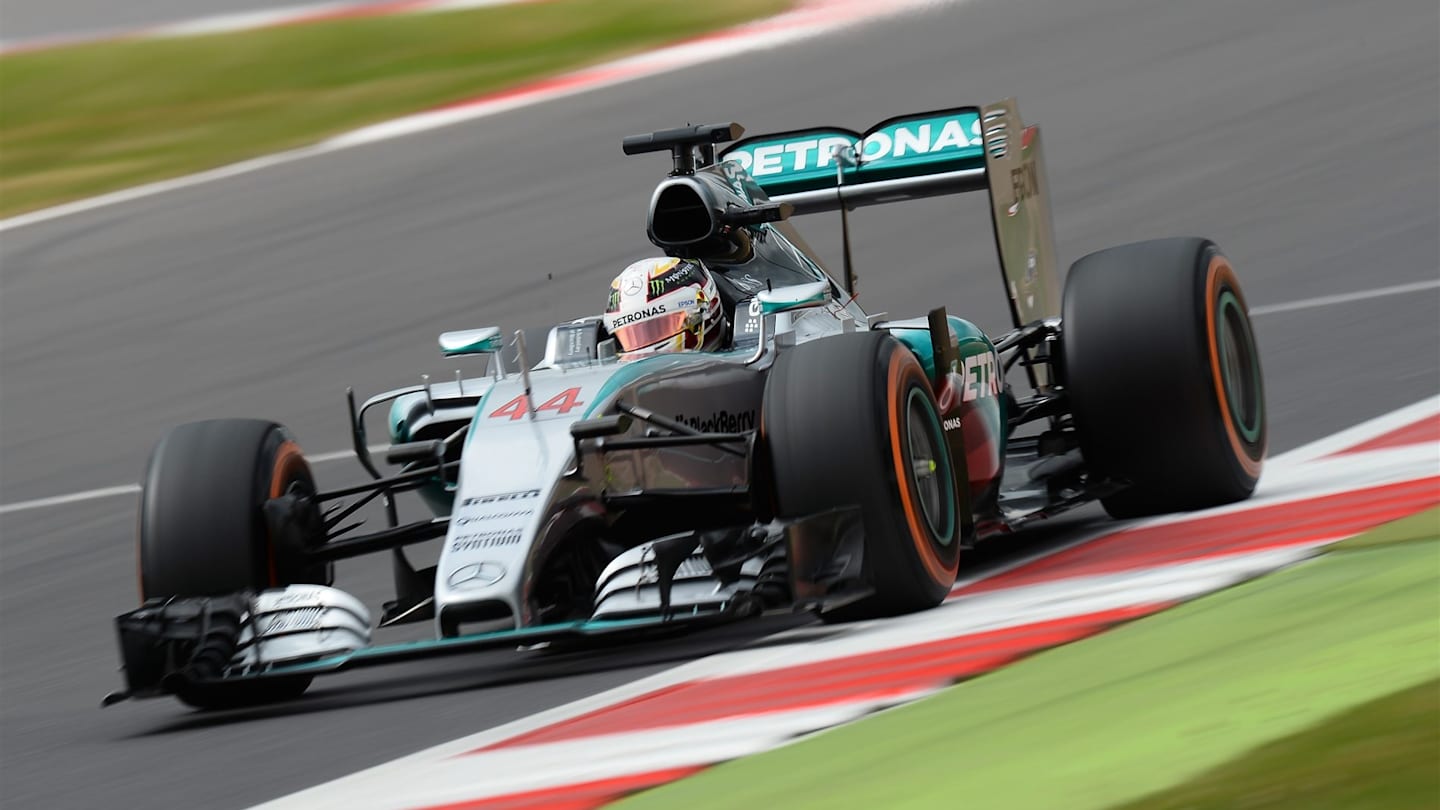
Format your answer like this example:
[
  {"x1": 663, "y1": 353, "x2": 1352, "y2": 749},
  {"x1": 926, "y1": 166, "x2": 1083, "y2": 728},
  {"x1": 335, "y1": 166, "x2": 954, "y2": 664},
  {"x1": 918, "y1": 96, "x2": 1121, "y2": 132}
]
[{"x1": 721, "y1": 108, "x2": 986, "y2": 196}]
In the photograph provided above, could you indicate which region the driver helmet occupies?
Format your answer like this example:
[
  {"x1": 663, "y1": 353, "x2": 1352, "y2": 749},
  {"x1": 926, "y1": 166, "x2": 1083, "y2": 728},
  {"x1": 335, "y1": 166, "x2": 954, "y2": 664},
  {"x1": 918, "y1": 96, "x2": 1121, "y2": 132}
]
[{"x1": 604, "y1": 257, "x2": 727, "y2": 356}]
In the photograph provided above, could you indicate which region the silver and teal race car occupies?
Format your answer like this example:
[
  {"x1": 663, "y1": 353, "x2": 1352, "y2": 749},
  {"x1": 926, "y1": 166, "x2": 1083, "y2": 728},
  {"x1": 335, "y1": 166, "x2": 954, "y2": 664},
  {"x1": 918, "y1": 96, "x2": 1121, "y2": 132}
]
[{"x1": 106, "y1": 99, "x2": 1267, "y2": 709}]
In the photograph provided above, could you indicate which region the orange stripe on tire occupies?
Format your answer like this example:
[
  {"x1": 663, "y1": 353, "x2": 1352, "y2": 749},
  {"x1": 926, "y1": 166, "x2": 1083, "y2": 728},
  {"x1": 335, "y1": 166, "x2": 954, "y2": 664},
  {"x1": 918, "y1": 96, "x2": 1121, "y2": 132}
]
[
  {"x1": 1204, "y1": 255, "x2": 1263, "y2": 478},
  {"x1": 266, "y1": 440, "x2": 309, "y2": 587},
  {"x1": 886, "y1": 347, "x2": 957, "y2": 586}
]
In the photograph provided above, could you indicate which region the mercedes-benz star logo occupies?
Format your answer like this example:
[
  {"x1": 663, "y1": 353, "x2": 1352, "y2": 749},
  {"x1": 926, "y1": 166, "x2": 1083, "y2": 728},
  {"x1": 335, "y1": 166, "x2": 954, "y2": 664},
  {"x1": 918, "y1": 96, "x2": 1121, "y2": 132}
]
[{"x1": 447, "y1": 562, "x2": 506, "y2": 589}]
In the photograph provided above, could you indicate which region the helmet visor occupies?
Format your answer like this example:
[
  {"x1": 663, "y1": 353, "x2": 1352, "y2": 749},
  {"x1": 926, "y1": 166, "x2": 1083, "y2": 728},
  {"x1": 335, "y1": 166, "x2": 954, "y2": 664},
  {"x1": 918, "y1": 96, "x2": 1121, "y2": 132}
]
[{"x1": 612, "y1": 310, "x2": 690, "y2": 352}]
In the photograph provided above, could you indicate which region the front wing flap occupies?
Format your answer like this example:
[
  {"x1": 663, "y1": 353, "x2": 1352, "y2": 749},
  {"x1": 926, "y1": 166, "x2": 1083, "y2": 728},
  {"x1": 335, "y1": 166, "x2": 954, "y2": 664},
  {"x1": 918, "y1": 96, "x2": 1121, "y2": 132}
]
[{"x1": 105, "y1": 595, "x2": 726, "y2": 705}]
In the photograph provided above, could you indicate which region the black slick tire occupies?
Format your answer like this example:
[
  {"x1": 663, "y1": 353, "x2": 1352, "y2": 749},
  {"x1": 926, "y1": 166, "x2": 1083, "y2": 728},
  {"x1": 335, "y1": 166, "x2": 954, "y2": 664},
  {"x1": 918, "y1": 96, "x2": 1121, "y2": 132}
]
[
  {"x1": 138, "y1": 418, "x2": 319, "y2": 708},
  {"x1": 763, "y1": 331, "x2": 962, "y2": 619},
  {"x1": 1061, "y1": 238, "x2": 1267, "y2": 518}
]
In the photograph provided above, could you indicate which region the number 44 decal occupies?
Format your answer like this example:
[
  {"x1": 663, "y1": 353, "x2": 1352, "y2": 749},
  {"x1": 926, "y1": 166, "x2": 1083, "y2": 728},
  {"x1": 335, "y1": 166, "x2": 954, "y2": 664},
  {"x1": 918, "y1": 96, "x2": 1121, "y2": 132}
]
[{"x1": 488, "y1": 387, "x2": 586, "y2": 420}]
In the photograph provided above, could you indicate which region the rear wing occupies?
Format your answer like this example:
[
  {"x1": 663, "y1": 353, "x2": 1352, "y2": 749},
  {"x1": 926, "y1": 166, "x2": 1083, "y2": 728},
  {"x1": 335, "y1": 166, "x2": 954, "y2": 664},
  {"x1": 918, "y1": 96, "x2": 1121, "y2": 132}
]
[{"x1": 719, "y1": 99, "x2": 1061, "y2": 338}]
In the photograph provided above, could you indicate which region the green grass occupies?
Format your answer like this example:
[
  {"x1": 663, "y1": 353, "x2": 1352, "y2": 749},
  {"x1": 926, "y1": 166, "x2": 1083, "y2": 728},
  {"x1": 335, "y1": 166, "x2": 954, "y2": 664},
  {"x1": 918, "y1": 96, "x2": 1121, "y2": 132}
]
[
  {"x1": 1329, "y1": 506, "x2": 1440, "y2": 551},
  {"x1": 616, "y1": 533, "x2": 1440, "y2": 810},
  {"x1": 1115, "y1": 678, "x2": 1440, "y2": 810},
  {"x1": 0, "y1": 0, "x2": 789, "y2": 217}
]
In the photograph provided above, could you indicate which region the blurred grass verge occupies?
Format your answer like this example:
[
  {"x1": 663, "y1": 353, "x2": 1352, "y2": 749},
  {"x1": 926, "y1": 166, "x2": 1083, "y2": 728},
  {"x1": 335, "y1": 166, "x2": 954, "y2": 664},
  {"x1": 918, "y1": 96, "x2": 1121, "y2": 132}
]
[
  {"x1": 1112, "y1": 678, "x2": 1438, "y2": 810},
  {"x1": 1327, "y1": 505, "x2": 1439, "y2": 551},
  {"x1": 0, "y1": 0, "x2": 789, "y2": 218},
  {"x1": 616, "y1": 519, "x2": 1440, "y2": 810}
]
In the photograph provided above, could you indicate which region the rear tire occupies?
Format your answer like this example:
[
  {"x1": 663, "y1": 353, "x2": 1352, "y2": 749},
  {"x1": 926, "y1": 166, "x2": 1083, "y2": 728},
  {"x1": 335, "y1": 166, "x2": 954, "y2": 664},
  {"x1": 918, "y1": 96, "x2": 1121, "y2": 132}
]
[
  {"x1": 138, "y1": 418, "x2": 321, "y2": 708},
  {"x1": 1061, "y1": 238, "x2": 1266, "y2": 518},
  {"x1": 764, "y1": 331, "x2": 962, "y2": 619}
]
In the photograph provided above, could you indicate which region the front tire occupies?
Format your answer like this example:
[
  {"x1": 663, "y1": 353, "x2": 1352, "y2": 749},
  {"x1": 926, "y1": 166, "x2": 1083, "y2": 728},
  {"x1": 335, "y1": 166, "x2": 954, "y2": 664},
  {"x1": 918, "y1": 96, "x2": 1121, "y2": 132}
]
[
  {"x1": 1061, "y1": 238, "x2": 1267, "y2": 518},
  {"x1": 138, "y1": 418, "x2": 322, "y2": 707},
  {"x1": 764, "y1": 331, "x2": 962, "y2": 619}
]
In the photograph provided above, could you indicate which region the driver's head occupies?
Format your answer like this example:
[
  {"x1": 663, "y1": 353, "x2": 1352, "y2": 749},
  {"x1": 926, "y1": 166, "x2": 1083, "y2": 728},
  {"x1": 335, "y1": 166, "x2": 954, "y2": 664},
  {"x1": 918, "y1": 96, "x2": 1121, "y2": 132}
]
[{"x1": 604, "y1": 257, "x2": 726, "y2": 356}]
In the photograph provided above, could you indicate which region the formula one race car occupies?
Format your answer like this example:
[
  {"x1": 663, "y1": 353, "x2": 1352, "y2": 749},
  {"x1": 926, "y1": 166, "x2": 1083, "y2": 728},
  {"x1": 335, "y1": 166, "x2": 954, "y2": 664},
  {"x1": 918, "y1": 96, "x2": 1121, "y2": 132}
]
[{"x1": 106, "y1": 99, "x2": 1267, "y2": 708}]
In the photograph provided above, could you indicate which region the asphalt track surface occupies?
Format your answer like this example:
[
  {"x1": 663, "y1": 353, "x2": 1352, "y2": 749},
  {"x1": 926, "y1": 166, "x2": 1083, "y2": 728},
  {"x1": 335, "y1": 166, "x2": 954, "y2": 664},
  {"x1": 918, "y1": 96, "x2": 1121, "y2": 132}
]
[
  {"x1": 0, "y1": 0, "x2": 333, "y2": 42},
  {"x1": 1, "y1": 0, "x2": 1437, "y2": 807}
]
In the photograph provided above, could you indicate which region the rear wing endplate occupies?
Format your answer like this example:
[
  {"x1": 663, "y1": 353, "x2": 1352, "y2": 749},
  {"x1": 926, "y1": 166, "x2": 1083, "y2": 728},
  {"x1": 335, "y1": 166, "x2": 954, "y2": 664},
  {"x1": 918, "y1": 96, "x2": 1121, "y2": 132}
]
[{"x1": 719, "y1": 99, "x2": 1062, "y2": 347}]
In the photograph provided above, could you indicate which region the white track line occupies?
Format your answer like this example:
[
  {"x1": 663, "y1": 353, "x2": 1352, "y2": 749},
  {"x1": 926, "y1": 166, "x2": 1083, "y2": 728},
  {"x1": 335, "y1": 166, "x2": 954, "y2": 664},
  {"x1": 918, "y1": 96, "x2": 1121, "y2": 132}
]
[
  {"x1": 0, "y1": 445, "x2": 384, "y2": 517},
  {"x1": 0, "y1": 148, "x2": 332, "y2": 234},
  {"x1": 1249, "y1": 279, "x2": 1440, "y2": 316},
  {"x1": 3, "y1": 383, "x2": 1436, "y2": 519},
  {"x1": 1268, "y1": 394, "x2": 1440, "y2": 466},
  {"x1": 0, "y1": 485, "x2": 143, "y2": 516}
]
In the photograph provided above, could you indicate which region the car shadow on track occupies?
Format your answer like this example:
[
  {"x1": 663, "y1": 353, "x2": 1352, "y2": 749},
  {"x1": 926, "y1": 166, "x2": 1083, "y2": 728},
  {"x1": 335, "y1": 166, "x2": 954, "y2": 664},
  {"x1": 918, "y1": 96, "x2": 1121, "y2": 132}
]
[
  {"x1": 126, "y1": 507, "x2": 1116, "y2": 736},
  {"x1": 124, "y1": 612, "x2": 819, "y2": 735},
  {"x1": 956, "y1": 506, "x2": 1114, "y2": 579}
]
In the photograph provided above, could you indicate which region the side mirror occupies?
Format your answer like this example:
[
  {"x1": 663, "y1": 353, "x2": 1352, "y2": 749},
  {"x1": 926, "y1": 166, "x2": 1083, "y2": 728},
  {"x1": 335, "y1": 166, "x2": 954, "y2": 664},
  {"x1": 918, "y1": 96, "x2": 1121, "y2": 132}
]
[
  {"x1": 541, "y1": 322, "x2": 602, "y2": 368},
  {"x1": 569, "y1": 413, "x2": 632, "y2": 441},
  {"x1": 754, "y1": 281, "x2": 831, "y2": 316},
  {"x1": 386, "y1": 440, "x2": 444, "y2": 466},
  {"x1": 719, "y1": 201, "x2": 793, "y2": 226},
  {"x1": 439, "y1": 327, "x2": 502, "y2": 357}
]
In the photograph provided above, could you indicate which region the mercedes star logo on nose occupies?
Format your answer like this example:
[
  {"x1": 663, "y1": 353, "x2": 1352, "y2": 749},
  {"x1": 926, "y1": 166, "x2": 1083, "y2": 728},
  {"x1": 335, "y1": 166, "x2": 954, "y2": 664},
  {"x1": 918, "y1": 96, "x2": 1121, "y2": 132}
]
[{"x1": 447, "y1": 562, "x2": 506, "y2": 589}]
